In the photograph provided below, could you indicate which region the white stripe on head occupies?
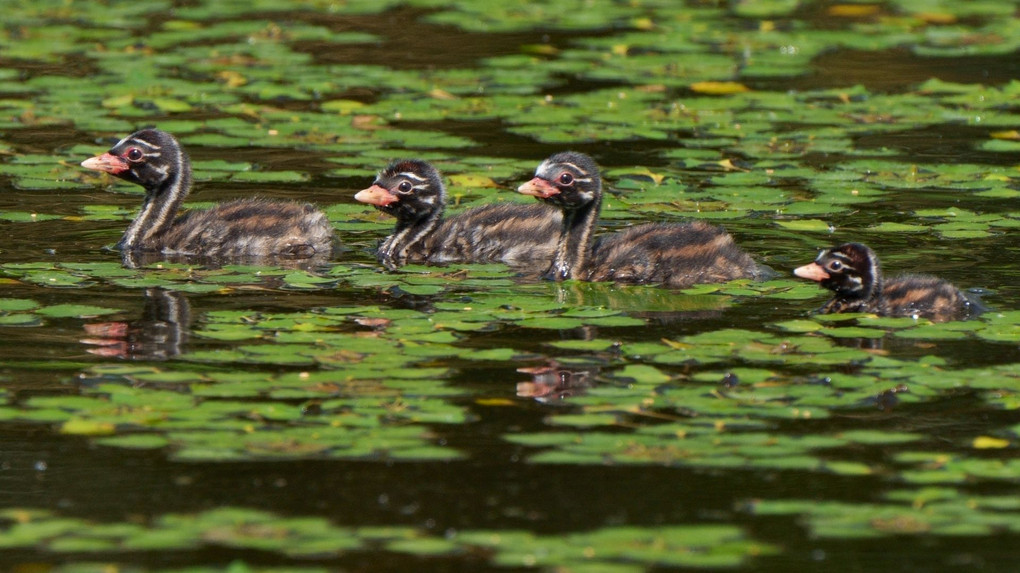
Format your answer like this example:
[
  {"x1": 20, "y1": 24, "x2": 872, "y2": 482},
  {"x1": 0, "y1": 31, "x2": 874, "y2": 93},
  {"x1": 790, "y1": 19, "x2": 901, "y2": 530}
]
[
  {"x1": 131, "y1": 138, "x2": 162, "y2": 151},
  {"x1": 558, "y1": 162, "x2": 591, "y2": 177},
  {"x1": 398, "y1": 171, "x2": 428, "y2": 182},
  {"x1": 830, "y1": 251, "x2": 853, "y2": 265}
]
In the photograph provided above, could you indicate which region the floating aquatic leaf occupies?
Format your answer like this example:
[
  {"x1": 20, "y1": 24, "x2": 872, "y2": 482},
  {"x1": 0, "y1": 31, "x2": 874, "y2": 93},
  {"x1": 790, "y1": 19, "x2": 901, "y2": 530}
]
[
  {"x1": 773, "y1": 319, "x2": 823, "y2": 332},
  {"x1": 972, "y1": 436, "x2": 1010, "y2": 449},
  {"x1": 0, "y1": 298, "x2": 39, "y2": 312},
  {"x1": 36, "y1": 304, "x2": 120, "y2": 318},
  {"x1": 775, "y1": 219, "x2": 833, "y2": 232},
  {"x1": 94, "y1": 434, "x2": 171, "y2": 450},
  {"x1": 0, "y1": 211, "x2": 64, "y2": 223},
  {"x1": 840, "y1": 430, "x2": 923, "y2": 445},
  {"x1": 0, "y1": 311, "x2": 42, "y2": 326},
  {"x1": 61, "y1": 419, "x2": 116, "y2": 436},
  {"x1": 1, "y1": 2, "x2": 1020, "y2": 570}
]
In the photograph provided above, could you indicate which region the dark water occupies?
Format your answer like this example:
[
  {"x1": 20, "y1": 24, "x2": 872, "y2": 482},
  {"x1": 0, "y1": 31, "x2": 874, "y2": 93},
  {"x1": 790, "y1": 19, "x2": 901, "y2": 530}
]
[{"x1": 1, "y1": 5, "x2": 1019, "y2": 572}]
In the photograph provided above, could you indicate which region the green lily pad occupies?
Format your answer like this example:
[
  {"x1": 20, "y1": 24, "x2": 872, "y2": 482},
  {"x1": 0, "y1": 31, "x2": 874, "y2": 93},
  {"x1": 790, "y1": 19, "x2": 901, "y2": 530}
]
[
  {"x1": 36, "y1": 304, "x2": 120, "y2": 318},
  {"x1": 775, "y1": 219, "x2": 834, "y2": 232},
  {"x1": 2, "y1": 2, "x2": 1020, "y2": 570}
]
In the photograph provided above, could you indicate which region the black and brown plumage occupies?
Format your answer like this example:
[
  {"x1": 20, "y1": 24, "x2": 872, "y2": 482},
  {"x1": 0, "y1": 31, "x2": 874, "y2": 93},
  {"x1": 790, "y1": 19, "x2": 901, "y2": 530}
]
[
  {"x1": 355, "y1": 159, "x2": 561, "y2": 269},
  {"x1": 517, "y1": 151, "x2": 766, "y2": 286},
  {"x1": 793, "y1": 242, "x2": 977, "y2": 322},
  {"x1": 80, "y1": 129, "x2": 335, "y2": 261}
]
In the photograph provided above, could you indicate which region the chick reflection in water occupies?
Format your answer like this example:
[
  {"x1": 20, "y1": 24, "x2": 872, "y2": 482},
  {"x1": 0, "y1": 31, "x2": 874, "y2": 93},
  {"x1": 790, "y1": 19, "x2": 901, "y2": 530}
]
[
  {"x1": 516, "y1": 362, "x2": 598, "y2": 402},
  {"x1": 81, "y1": 288, "x2": 190, "y2": 360}
]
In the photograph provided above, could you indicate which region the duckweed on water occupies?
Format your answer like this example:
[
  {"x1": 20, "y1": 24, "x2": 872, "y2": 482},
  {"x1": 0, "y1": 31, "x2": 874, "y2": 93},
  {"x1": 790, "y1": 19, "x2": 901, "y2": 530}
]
[
  {"x1": 748, "y1": 487, "x2": 1020, "y2": 538},
  {"x1": 0, "y1": 506, "x2": 774, "y2": 569},
  {"x1": 0, "y1": 369, "x2": 471, "y2": 461},
  {"x1": 2, "y1": 0, "x2": 1020, "y2": 570}
]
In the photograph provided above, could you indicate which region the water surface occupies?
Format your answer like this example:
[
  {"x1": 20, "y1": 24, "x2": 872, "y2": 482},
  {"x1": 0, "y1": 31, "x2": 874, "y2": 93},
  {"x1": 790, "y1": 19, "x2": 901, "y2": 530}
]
[{"x1": 1, "y1": 1, "x2": 1019, "y2": 571}]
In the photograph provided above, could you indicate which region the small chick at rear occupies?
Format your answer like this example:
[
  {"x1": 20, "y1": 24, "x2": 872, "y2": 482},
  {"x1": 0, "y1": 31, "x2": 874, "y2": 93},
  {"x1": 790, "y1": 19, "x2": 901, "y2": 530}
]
[{"x1": 793, "y1": 242, "x2": 979, "y2": 323}]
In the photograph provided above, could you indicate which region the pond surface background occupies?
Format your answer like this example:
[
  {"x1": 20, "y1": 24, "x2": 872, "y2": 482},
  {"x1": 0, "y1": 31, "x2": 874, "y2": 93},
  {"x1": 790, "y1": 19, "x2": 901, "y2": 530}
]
[{"x1": 1, "y1": 1, "x2": 1019, "y2": 571}]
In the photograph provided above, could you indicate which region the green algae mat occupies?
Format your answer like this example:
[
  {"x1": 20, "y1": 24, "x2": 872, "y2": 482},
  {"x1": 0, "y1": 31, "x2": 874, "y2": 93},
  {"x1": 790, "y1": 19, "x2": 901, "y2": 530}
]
[{"x1": 1, "y1": 0, "x2": 1019, "y2": 571}]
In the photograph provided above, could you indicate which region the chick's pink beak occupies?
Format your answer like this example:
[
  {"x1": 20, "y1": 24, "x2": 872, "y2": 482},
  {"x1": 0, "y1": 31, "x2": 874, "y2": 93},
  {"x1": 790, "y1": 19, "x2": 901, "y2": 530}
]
[
  {"x1": 793, "y1": 262, "x2": 829, "y2": 282},
  {"x1": 81, "y1": 152, "x2": 129, "y2": 175},
  {"x1": 354, "y1": 184, "x2": 399, "y2": 207},
  {"x1": 517, "y1": 177, "x2": 560, "y2": 199}
]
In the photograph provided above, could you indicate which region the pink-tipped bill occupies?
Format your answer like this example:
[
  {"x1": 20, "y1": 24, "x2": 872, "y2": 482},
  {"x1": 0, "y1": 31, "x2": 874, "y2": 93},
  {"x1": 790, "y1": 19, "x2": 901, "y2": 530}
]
[
  {"x1": 793, "y1": 262, "x2": 829, "y2": 282},
  {"x1": 354, "y1": 184, "x2": 399, "y2": 207},
  {"x1": 517, "y1": 177, "x2": 560, "y2": 199},
  {"x1": 81, "y1": 152, "x2": 129, "y2": 175}
]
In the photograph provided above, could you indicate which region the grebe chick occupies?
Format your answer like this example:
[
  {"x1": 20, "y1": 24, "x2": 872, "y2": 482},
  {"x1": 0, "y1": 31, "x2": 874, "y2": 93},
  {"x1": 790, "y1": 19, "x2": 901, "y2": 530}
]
[
  {"x1": 355, "y1": 159, "x2": 561, "y2": 269},
  {"x1": 81, "y1": 129, "x2": 335, "y2": 260},
  {"x1": 793, "y1": 242, "x2": 977, "y2": 322},
  {"x1": 517, "y1": 151, "x2": 765, "y2": 286}
]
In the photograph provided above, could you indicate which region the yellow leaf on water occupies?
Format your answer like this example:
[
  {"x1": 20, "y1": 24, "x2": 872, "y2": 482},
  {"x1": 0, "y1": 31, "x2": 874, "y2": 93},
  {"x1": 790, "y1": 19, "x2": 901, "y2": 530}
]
[
  {"x1": 448, "y1": 174, "x2": 498, "y2": 188},
  {"x1": 827, "y1": 4, "x2": 881, "y2": 17},
  {"x1": 990, "y1": 130, "x2": 1020, "y2": 140},
  {"x1": 429, "y1": 88, "x2": 457, "y2": 101},
  {"x1": 522, "y1": 44, "x2": 558, "y2": 56},
  {"x1": 217, "y1": 70, "x2": 247, "y2": 88},
  {"x1": 475, "y1": 398, "x2": 515, "y2": 407},
  {"x1": 689, "y1": 81, "x2": 750, "y2": 95},
  {"x1": 661, "y1": 339, "x2": 693, "y2": 350},
  {"x1": 101, "y1": 94, "x2": 134, "y2": 109},
  {"x1": 9, "y1": 510, "x2": 36, "y2": 523},
  {"x1": 613, "y1": 166, "x2": 665, "y2": 184},
  {"x1": 632, "y1": 17, "x2": 654, "y2": 30},
  {"x1": 716, "y1": 159, "x2": 748, "y2": 171},
  {"x1": 61, "y1": 419, "x2": 115, "y2": 436},
  {"x1": 916, "y1": 11, "x2": 957, "y2": 24},
  {"x1": 351, "y1": 115, "x2": 382, "y2": 130},
  {"x1": 972, "y1": 436, "x2": 1010, "y2": 449},
  {"x1": 637, "y1": 84, "x2": 667, "y2": 93}
]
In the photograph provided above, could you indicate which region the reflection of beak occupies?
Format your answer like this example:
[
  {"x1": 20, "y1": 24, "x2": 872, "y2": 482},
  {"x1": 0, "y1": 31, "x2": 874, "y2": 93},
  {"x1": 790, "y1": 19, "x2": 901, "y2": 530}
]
[
  {"x1": 81, "y1": 321, "x2": 130, "y2": 358},
  {"x1": 83, "y1": 322, "x2": 129, "y2": 337},
  {"x1": 516, "y1": 382, "x2": 553, "y2": 398},
  {"x1": 517, "y1": 177, "x2": 560, "y2": 199},
  {"x1": 81, "y1": 152, "x2": 129, "y2": 175},
  {"x1": 84, "y1": 344, "x2": 129, "y2": 358},
  {"x1": 354, "y1": 184, "x2": 399, "y2": 206},
  {"x1": 793, "y1": 262, "x2": 829, "y2": 282}
]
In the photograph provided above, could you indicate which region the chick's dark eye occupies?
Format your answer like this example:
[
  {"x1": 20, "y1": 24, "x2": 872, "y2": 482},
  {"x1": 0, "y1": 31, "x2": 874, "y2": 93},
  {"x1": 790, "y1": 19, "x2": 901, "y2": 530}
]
[
  {"x1": 125, "y1": 148, "x2": 144, "y2": 162},
  {"x1": 827, "y1": 260, "x2": 842, "y2": 272},
  {"x1": 397, "y1": 181, "x2": 413, "y2": 193},
  {"x1": 558, "y1": 172, "x2": 574, "y2": 185}
]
